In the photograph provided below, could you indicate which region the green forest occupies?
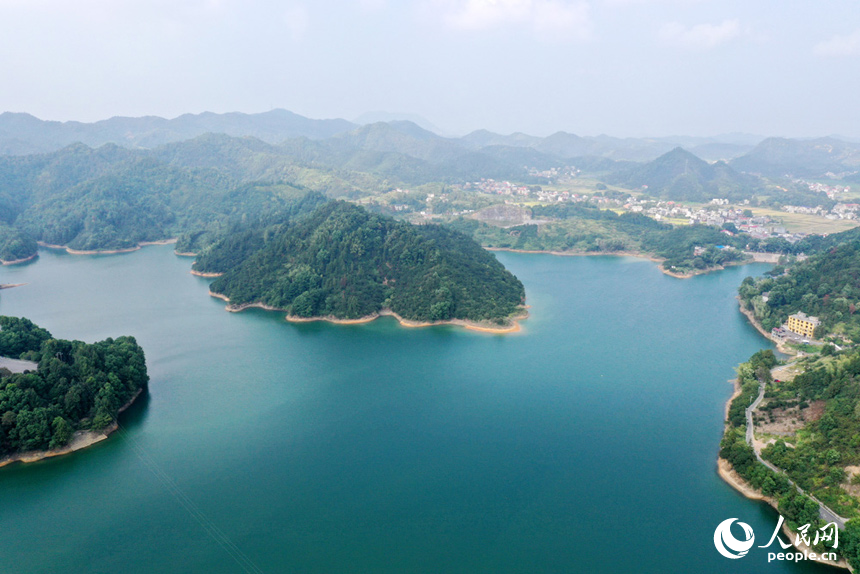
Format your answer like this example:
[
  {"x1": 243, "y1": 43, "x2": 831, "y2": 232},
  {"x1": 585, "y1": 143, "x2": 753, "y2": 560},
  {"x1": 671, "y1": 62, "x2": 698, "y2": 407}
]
[
  {"x1": 719, "y1": 350, "x2": 845, "y2": 560},
  {"x1": 200, "y1": 201, "x2": 526, "y2": 324},
  {"x1": 0, "y1": 316, "x2": 148, "y2": 457},
  {"x1": 447, "y1": 205, "x2": 748, "y2": 274},
  {"x1": 739, "y1": 241, "x2": 860, "y2": 341},
  {"x1": 722, "y1": 347, "x2": 860, "y2": 569},
  {"x1": 0, "y1": 223, "x2": 36, "y2": 263},
  {"x1": 0, "y1": 123, "x2": 837, "y2": 263}
]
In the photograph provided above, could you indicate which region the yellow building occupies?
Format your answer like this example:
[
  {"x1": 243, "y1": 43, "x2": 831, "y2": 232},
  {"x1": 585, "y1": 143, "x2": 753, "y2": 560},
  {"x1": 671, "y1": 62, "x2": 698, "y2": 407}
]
[{"x1": 786, "y1": 312, "x2": 820, "y2": 339}]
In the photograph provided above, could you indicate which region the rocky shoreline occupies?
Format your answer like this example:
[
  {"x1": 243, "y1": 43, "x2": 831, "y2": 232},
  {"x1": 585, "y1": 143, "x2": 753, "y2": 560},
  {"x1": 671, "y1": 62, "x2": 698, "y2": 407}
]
[
  {"x1": 0, "y1": 253, "x2": 38, "y2": 266},
  {"x1": 37, "y1": 238, "x2": 177, "y2": 256},
  {"x1": 208, "y1": 290, "x2": 527, "y2": 333},
  {"x1": 0, "y1": 388, "x2": 145, "y2": 469}
]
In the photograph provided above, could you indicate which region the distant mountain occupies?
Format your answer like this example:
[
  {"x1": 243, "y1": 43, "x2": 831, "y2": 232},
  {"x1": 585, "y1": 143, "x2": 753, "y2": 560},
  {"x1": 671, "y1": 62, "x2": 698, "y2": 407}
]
[
  {"x1": 0, "y1": 108, "x2": 776, "y2": 170},
  {"x1": 460, "y1": 130, "x2": 543, "y2": 150},
  {"x1": 652, "y1": 133, "x2": 764, "y2": 148},
  {"x1": 353, "y1": 111, "x2": 447, "y2": 136},
  {"x1": 0, "y1": 110, "x2": 357, "y2": 155},
  {"x1": 334, "y1": 121, "x2": 452, "y2": 158},
  {"x1": 461, "y1": 130, "x2": 688, "y2": 163},
  {"x1": 460, "y1": 131, "x2": 764, "y2": 163},
  {"x1": 329, "y1": 121, "x2": 564, "y2": 180},
  {"x1": 687, "y1": 142, "x2": 754, "y2": 162},
  {"x1": 609, "y1": 147, "x2": 762, "y2": 201},
  {"x1": 730, "y1": 137, "x2": 860, "y2": 178}
]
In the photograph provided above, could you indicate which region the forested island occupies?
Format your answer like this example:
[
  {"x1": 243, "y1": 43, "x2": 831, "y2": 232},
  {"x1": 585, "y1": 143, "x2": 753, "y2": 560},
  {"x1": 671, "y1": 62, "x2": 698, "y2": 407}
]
[
  {"x1": 0, "y1": 316, "x2": 148, "y2": 466},
  {"x1": 195, "y1": 201, "x2": 527, "y2": 331}
]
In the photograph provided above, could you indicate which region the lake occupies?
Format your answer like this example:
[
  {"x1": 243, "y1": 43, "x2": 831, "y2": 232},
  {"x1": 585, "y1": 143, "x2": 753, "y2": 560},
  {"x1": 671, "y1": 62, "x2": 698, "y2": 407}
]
[{"x1": 0, "y1": 246, "x2": 831, "y2": 573}]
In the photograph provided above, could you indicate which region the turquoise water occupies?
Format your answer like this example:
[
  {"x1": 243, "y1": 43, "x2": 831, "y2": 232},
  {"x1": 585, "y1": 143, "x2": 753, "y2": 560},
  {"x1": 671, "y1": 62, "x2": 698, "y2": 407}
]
[{"x1": 0, "y1": 247, "x2": 831, "y2": 573}]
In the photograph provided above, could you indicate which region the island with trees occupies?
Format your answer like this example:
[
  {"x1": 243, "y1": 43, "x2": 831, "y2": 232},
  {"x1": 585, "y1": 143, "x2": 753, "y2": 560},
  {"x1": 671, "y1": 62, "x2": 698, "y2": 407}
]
[
  {"x1": 193, "y1": 201, "x2": 527, "y2": 332},
  {"x1": 0, "y1": 316, "x2": 148, "y2": 467}
]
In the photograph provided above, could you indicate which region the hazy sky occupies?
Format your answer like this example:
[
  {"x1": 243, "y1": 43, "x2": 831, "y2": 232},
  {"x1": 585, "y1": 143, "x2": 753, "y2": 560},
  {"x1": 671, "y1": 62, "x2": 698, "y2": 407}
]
[{"x1": 1, "y1": 0, "x2": 859, "y2": 138}]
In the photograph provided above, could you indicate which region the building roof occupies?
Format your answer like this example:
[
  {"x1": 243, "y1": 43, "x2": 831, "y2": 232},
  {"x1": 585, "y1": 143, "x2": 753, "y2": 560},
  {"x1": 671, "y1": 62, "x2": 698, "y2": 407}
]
[{"x1": 789, "y1": 312, "x2": 821, "y2": 325}]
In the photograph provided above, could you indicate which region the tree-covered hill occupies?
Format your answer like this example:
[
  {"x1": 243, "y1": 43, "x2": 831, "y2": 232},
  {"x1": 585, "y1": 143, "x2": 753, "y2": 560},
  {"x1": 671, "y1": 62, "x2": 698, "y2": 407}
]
[
  {"x1": 0, "y1": 316, "x2": 148, "y2": 457},
  {"x1": 0, "y1": 109, "x2": 356, "y2": 155},
  {"x1": 0, "y1": 117, "x2": 841, "y2": 265},
  {"x1": 731, "y1": 137, "x2": 860, "y2": 178},
  {"x1": 739, "y1": 241, "x2": 860, "y2": 341},
  {"x1": 447, "y1": 204, "x2": 748, "y2": 275},
  {"x1": 608, "y1": 147, "x2": 764, "y2": 201},
  {"x1": 12, "y1": 157, "x2": 325, "y2": 253},
  {"x1": 0, "y1": 128, "x2": 569, "y2": 260},
  {"x1": 199, "y1": 201, "x2": 526, "y2": 324},
  {"x1": 0, "y1": 138, "x2": 338, "y2": 257},
  {"x1": 0, "y1": 223, "x2": 36, "y2": 263}
]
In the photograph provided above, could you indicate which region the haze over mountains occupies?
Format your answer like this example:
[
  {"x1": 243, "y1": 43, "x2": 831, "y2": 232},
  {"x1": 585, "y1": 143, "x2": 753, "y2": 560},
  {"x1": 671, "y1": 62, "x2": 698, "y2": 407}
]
[
  {"x1": 3, "y1": 110, "x2": 860, "y2": 184},
  {"x1": 2, "y1": 107, "x2": 859, "y2": 270},
  {"x1": 0, "y1": 109, "x2": 762, "y2": 162}
]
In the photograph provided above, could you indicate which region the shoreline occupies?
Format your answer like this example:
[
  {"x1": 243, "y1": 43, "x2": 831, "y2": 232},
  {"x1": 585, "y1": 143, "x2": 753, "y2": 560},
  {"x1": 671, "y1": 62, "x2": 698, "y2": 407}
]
[
  {"x1": 718, "y1": 368, "x2": 849, "y2": 569},
  {"x1": 37, "y1": 238, "x2": 177, "y2": 256},
  {"x1": 484, "y1": 247, "x2": 747, "y2": 279},
  {"x1": 191, "y1": 269, "x2": 223, "y2": 277},
  {"x1": 0, "y1": 387, "x2": 144, "y2": 469},
  {"x1": 717, "y1": 458, "x2": 851, "y2": 570},
  {"x1": 1, "y1": 253, "x2": 38, "y2": 266},
  {"x1": 724, "y1": 377, "x2": 742, "y2": 421},
  {"x1": 736, "y1": 297, "x2": 795, "y2": 355},
  {"x1": 208, "y1": 291, "x2": 527, "y2": 333}
]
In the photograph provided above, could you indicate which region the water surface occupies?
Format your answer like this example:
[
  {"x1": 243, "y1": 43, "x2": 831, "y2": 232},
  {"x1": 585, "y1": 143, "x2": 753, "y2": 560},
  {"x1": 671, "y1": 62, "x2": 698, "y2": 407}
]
[{"x1": 0, "y1": 247, "x2": 829, "y2": 573}]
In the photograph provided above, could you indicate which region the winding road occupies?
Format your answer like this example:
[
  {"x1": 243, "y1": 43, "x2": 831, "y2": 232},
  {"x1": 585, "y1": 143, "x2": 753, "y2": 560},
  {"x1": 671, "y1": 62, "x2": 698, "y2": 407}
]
[{"x1": 745, "y1": 379, "x2": 848, "y2": 529}]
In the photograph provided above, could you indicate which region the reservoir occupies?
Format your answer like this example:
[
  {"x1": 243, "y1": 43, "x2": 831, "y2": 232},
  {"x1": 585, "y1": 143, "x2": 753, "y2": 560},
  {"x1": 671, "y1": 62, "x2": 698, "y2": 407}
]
[{"x1": 0, "y1": 246, "x2": 831, "y2": 573}]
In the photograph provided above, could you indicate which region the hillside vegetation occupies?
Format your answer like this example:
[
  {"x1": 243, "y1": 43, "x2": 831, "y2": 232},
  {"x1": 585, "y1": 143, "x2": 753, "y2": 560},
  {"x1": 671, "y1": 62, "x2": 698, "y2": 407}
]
[
  {"x1": 719, "y1": 351, "x2": 843, "y2": 560},
  {"x1": 0, "y1": 113, "x2": 851, "y2": 263},
  {"x1": 199, "y1": 202, "x2": 526, "y2": 324},
  {"x1": 0, "y1": 316, "x2": 148, "y2": 457},
  {"x1": 739, "y1": 241, "x2": 860, "y2": 341},
  {"x1": 448, "y1": 204, "x2": 748, "y2": 274}
]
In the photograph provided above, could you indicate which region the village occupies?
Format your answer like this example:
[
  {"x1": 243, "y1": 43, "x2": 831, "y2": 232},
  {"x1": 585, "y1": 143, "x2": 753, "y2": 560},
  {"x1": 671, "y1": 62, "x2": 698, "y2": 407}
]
[{"x1": 457, "y1": 178, "x2": 812, "y2": 242}]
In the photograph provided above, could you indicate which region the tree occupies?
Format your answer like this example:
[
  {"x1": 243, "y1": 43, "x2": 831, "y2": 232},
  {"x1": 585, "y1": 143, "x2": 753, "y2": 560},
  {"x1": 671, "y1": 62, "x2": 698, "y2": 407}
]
[{"x1": 49, "y1": 416, "x2": 73, "y2": 449}]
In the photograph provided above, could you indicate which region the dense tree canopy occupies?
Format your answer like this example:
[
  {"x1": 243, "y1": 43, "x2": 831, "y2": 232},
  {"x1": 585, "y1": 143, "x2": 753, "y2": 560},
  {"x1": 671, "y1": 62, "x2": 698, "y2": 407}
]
[
  {"x1": 448, "y1": 206, "x2": 746, "y2": 274},
  {"x1": 739, "y1": 241, "x2": 860, "y2": 340},
  {"x1": 201, "y1": 202, "x2": 525, "y2": 324},
  {"x1": 0, "y1": 317, "x2": 148, "y2": 456},
  {"x1": 719, "y1": 350, "x2": 842, "y2": 559},
  {"x1": 0, "y1": 223, "x2": 37, "y2": 262}
]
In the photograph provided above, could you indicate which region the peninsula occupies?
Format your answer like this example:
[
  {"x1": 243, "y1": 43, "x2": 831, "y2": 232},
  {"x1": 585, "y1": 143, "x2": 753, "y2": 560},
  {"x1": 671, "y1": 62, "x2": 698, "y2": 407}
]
[
  {"x1": 0, "y1": 316, "x2": 148, "y2": 467},
  {"x1": 195, "y1": 201, "x2": 527, "y2": 331},
  {"x1": 714, "y1": 231, "x2": 860, "y2": 568},
  {"x1": 718, "y1": 350, "x2": 850, "y2": 569}
]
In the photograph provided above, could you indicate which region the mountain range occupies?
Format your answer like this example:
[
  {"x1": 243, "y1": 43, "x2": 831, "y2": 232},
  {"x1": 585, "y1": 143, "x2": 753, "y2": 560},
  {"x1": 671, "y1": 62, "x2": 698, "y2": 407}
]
[{"x1": 3, "y1": 109, "x2": 859, "y2": 182}]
